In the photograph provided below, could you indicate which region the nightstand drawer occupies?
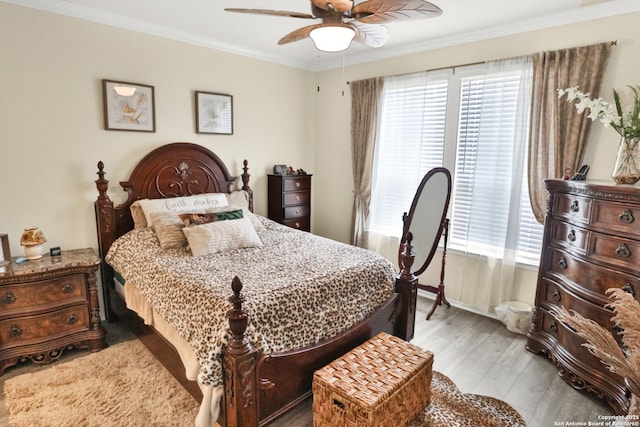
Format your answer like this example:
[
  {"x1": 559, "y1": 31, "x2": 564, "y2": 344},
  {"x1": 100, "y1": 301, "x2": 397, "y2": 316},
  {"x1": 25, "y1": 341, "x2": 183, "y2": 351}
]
[
  {"x1": 0, "y1": 274, "x2": 87, "y2": 316},
  {"x1": 0, "y1": 305, "x2": 89, "y2": 348},
  {"x1": 283, "y1": 191, "x2": 310, "y2": 206}
]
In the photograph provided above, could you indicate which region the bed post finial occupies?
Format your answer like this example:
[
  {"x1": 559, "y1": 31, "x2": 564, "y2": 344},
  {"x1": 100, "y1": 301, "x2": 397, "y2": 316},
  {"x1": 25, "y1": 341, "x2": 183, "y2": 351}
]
[
  {"x1": 399, "y1": 232, "x2": 416, "y2": 281},
  {"x1": 95, "y1": 161, "x2": 110, "y2": 201},
  {"x1": 395, "y1": 232, "x2": 417, "y2": 341},
  {"x1": 241, "y1": 160, "x2": 253, "y2": 212},
  {"x1": 224, "y1": 276, "x2": 259, "y2": 427}
]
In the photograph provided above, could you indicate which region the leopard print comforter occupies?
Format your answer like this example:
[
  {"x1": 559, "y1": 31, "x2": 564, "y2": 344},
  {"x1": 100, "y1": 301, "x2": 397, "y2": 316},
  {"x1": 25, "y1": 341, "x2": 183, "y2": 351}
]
[{"x1": 106, "y1": 216, "x2": 396, "y2": 387}]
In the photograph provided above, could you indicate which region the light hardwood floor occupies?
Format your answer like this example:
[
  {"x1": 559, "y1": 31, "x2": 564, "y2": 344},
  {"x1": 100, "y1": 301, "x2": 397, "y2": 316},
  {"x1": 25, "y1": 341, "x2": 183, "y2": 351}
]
[{"x1": 0, "y1": 295, "x2": 614, "y2": 426}]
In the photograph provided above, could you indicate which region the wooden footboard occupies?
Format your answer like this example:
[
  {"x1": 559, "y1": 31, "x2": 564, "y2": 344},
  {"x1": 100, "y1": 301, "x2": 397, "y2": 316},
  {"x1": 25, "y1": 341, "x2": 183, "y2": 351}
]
[{"x1": 221, "y1": 275, "x2": 410, "y2": 427}]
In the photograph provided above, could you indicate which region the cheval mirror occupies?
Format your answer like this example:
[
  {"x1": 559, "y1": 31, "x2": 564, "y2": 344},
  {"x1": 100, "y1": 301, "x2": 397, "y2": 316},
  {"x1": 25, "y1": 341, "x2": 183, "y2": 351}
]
[{"x1": 398, "y1": 167, "x2": 452, "y2": 320}]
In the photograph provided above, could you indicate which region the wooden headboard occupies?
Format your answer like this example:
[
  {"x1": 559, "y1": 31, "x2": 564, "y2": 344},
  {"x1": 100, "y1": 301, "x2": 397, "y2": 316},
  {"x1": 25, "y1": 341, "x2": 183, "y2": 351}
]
[{"x1": 94, "y1": 142, "x2": 252, "y2": 320}]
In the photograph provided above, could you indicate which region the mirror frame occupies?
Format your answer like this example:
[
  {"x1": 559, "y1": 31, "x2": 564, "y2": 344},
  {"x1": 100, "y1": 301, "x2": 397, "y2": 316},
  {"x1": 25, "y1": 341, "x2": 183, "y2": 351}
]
[{"x1": 398, "y1": 167, "x2": 452, "y2": 277}]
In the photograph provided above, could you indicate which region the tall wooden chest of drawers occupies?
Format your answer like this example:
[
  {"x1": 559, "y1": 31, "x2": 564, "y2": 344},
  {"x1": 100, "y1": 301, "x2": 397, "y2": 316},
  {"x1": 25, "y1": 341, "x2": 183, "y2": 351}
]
[
  {"x1": 0, "y1": 248, "x2": 106, "y2": 374},
  {"x1": 268, "y1": 174, "x2": 312, "y2": 231},
  {"x1": 526, "y1": 179, "x2": 640, "y2": 414}
]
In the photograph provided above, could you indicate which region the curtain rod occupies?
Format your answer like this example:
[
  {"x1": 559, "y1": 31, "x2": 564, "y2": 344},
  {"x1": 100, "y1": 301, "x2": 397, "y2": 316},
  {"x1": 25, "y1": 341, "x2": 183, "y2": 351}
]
[{"x1": 347, "y1": 40, "x2": 618, "y2": 85}]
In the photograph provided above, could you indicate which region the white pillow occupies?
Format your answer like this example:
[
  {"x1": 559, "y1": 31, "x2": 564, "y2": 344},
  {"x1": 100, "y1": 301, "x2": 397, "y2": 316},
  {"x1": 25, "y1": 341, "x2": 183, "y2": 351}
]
[
  {"x1": 132, "y1": 193, "x2": 229, "y2": 228},
  {"x1": 183, "y1": 217, "x2": 263, "y2": 256}
]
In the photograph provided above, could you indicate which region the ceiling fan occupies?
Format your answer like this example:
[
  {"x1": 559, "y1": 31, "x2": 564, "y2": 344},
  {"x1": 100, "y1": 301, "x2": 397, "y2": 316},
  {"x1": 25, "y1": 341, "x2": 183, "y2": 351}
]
[{"x1": 225, "y1": 0, "x2": 443, "y2": 52}]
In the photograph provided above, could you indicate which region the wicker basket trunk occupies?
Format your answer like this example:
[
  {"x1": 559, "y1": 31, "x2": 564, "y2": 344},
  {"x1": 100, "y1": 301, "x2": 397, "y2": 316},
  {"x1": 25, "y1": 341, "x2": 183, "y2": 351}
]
[{"x1": 312, "y1": 332, "x2": 433, "y2": 427}]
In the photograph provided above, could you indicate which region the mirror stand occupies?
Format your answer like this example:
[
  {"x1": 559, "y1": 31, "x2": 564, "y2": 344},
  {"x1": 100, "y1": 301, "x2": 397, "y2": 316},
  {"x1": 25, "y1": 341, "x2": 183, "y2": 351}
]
[{"x1": 417, "y1": 218, "x2": 450, "y2": 320}]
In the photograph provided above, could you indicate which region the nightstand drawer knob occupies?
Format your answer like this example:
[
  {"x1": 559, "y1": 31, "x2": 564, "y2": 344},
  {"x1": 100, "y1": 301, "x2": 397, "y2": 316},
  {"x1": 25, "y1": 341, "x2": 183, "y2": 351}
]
[
  {"x1": 558, "y1": 258, "x2": 567, "y2": 269},
  {"x1": 295, "y1": 182, "x2": 301, "y2": 188},
  {"x1": 62, "y1": 283, "x2": 75, "y2": 294},
  {"x1": 295, "y1": 195, "x2": 300, "y2": 201},
  {"x1": 9, "y1": 324, "x2": 22, "y2": 338},
  {"x1": 295, "y1": 222, "x2": 301, "y2": 228},
  {"x1": 1, "y1": 291, "x2": 16, "y2": 304},
  {"x1": 553, "y1": 290, "x2": 561, "y2": 302},
  {"x1": 615, "y1": 243, "x2": 631, "y2": 258},
  {"x1": 619, "y1": 209, "x2": 635, "y2": 224},
  {"x1": 550, "y1": 320, "x2": 558, "y2": 333},
  {"x1": 66, "y1": 314, "x2": 79, "y2": 325},
  {"x1": 567, "y1": 230, "x2": 576, "y2": 242}
]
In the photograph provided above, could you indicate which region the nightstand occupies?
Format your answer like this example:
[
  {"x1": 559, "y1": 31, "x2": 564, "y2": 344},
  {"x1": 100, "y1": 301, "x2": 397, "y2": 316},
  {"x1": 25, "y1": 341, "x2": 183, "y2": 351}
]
[
  {"x1": 0, "y1": 248, "x2": 106, "y2": 374},
  {"x1": 268, "y1": 174, "x2": 312, "y2": 231}
]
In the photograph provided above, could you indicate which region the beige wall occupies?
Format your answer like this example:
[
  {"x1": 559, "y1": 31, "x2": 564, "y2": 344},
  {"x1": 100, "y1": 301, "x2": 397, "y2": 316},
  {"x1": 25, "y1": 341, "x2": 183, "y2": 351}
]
[
  {"x1": 0, "y1": 3, "x2": 315, "y2": 259},
  {"x1": 312, "y1": 12, "x2": 640, "y2": 310},
  {"x1": 2, "y1": 2, "x2": 638, "y2": 314}
]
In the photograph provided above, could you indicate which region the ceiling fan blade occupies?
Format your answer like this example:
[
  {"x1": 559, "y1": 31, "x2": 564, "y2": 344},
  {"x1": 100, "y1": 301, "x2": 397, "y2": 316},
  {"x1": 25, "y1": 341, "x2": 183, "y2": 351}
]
[
  {"x1": 351, "y1": 0, "x2": 442, "y2": 24},
  {"x1": 225, "y1": 8, "x2": 315, "y2": 19},
  {"x1": 311, "y1": 0, "x2": 354, "y2": 13},
  {"x1": 350, "y1": 21, "x2": 389, "y2": 48},
  {"x1": 278, "y1": 24, "x2": 322, "y2": 45}
]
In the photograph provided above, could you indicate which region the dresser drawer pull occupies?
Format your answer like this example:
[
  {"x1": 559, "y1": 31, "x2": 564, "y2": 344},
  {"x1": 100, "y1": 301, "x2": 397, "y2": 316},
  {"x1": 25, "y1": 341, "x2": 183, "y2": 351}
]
[
  {"x1": 567, "y1": 230, "x2": 576, "y2": 242},
  {"x1": 9, "y1": 324, "x2": 22, "y2": 338},
  {"x1": 553, "y1": 290, "x2": 561, "y2": 302},
  {"x1": 550, "y1": 321, "x2": 558, "y2": 333},
  {"x1": 66, "y1": 314, "x2": 79, "y2": 325},
  {"x1": 295, "y1": 209, "x2": 301, "y2": 215},
  {"x1": 295, "y1": 195, "x2": 300, "y2": 202},
  {"x1": 295, "y1": 222, "x2": 301, "y2": 228},
  {"x1": 62, "y1": 283, "x2": 75, "y2": 294},
  {"x1": 295, "y1": 181, "x2": 301, "y2": 188},
  {"x1": 619, "y1": 209, "x2": 635, "y2": 224},
  {"x1": 615, "y1": 243, "x2": 631, "y2": 258},
  {"x1": 622, "y1": 283, "x2": 636, "y2": 296},
  {"x1": 570, "y1": 200, "x2": 579, "y2": 213},
  {"x1": 1, "y1": 291, "x2": 16, "y2": 304},
  {"x1": 558, "y1": 258, "x2": 567, "y2": 269}
]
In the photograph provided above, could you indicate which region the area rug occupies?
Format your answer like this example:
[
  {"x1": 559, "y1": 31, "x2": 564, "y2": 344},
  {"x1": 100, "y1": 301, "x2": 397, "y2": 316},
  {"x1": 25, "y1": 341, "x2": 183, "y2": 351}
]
[
  {"x1": 3, "y1": 339, "x2": 199, "y2": 427},
  {"x1": 411, "y1": 371, "x2": 526, "y2": 427}
]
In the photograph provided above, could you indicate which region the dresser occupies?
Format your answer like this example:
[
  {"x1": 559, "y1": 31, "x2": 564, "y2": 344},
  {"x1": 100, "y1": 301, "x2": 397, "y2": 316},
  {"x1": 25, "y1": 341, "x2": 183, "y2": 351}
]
[
  {"x1": 526, "y1": 179, "x2": 640, "y2": 414},
  {"x1": 268, "y1": 174, "x2": 312, "y2": 231},
  {"x1": 0, "y1": 248, "x2": 106, "y2": 374}
]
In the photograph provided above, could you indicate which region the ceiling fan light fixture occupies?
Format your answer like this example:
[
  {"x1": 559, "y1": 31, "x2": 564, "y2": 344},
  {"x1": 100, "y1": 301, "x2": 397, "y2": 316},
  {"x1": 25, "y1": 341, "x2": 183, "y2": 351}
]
[{"x1": 309, "y1": 25, "x2": 355, "y2": 52}]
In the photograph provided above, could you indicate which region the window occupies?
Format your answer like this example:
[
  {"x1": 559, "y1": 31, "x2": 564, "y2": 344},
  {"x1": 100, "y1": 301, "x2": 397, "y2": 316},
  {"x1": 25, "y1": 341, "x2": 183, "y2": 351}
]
[{"x1": 369, "y1": 59, "x2": 543, "y2": 265}]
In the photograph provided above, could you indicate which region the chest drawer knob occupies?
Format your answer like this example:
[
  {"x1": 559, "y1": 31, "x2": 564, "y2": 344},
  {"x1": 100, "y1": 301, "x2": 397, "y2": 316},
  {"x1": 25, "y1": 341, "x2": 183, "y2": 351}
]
[
  {"x1": 619, "y1": 209, "x2": 635, "y2": 224},
  {"x1": 570, "y1": 200, "x2": 580, "y2": 213},
  {"x1": 1, "y1": 291, "x2": 16, "y2": 304},
  {"x1": 615, "y1": 243, "x2": 631, "y2": 258},
  {"x1": 622, "y1": 283, "x2": 636, "y2": 296},
  {"x1": 553, "y1": 290, "x2": 561, "y2": 302},
  {"x1": 66, "y1": 314, "x2": 79, "y2": 325},
  {"x1": 9, "y1": 324, "x2": 22, "y2": 338},
  {"x1": 558, "y1": 258, "x2": 567, "y2": 269},
  {"x1": 62, "y1": 283, "x2": 75, "y2": 294},
  {"x1": 550, "y1": 320, "x2": 558, "y2": 333},
  {"x1": 567, "y1": 230, "x2": 576, "y2": 242}
]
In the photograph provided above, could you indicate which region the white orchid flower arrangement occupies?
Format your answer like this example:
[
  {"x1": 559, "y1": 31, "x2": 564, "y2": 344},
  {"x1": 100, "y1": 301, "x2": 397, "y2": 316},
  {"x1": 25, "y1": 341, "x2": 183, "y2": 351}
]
[{"x1": 558, "y1": 85, "x2": 640, "y2": 140}]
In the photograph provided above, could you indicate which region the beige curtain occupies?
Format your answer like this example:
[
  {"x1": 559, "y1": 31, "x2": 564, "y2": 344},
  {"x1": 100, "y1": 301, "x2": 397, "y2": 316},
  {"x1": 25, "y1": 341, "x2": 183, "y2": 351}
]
[
  {"x1": 350, "y1": 77, "x2": 384, "y2": 247},
  {"x1": 528, "y1": 42, "x2": 611, "y2": 223}
]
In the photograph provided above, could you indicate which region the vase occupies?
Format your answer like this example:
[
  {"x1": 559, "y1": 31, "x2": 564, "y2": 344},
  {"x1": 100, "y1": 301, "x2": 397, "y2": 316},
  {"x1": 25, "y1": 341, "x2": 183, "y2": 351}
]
[{"x1": 612, "y1": 137, "x2": 640, "y2": 184}]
